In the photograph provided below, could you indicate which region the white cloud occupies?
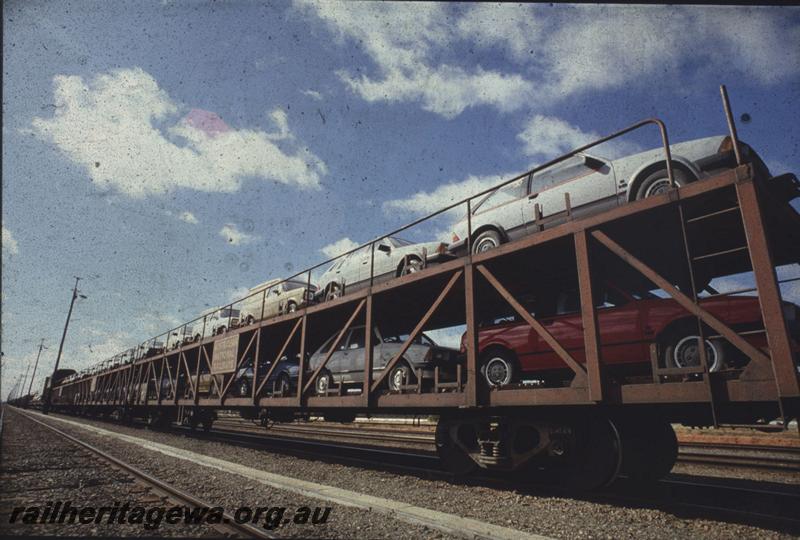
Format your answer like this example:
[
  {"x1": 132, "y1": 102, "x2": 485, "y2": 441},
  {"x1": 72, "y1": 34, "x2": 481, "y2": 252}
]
[
  {"x1": 2, "y1": 226, "x2": 19, "y2": 255},
  {"x1": 298, "y1": 1, "x2": 535, "y2": 118},
  {"x1": 178, "y1": 211, "x2": 199, "y2": 224},
  {"x1": 298, "y1": 3, "x2": 800, "y2": 117},
  {"x1": 31, "y1": 68, "x2": 327, "y2": 198},
  {"x1": 517, "y1": 115, "x2": 642, "y2": 160},
  {"x1": 220, "y1": 223, "x2": 259, "y2": 246},
  {"x1": 320, "y1": 237, "x2": 361, "y2": 258},
  {"x1": 265, "y1": 108, "x2": 292, "y2": 140},
  {"x1": 383, "y1": 173, "x2": 509, "y2": 217},
  {"x1": 302, "y1": 89, "x2": 323, "y2": 100}
]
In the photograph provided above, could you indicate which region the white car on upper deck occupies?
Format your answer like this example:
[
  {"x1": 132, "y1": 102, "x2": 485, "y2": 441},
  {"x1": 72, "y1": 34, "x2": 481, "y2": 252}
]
[
  {"x1": 315, "y1": 236, "x2": 453, "y2": 301},
  {"x1": 449, "y1": 135, "x2": 768, "y2": 254}
]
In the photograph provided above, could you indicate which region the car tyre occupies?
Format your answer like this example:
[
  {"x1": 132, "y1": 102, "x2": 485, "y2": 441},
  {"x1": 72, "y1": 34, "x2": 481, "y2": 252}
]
[
  {"x1": 664, "y1": 333, "x2": 725, "y2": 372},
  {"x1": 480, "y1": 349, "x2": 518, "y2": 387},
  {"x1": 472, "y1": 229, "x2": 502, "y2": 254},
  {"x1": 636, "y1": 168, "x2": 690, "y2": 200},
  {"x1": 315, "y1": 369, "x2": 333, "y2": 396},
  {"x1": 388, "y1": 362, "x2": 414, "y2": 392},
  {"x1": 287, "y1": 301, "x2": 298, "y2": 313},
  {"x1": 400, "y1": 257, "x2": 424, "y2": 276}
]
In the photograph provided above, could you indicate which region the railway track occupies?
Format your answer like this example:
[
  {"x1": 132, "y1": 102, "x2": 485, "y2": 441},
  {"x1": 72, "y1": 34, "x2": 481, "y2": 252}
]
[
  {"x1": 12, "y1": 409, "x2": 275, "y2": 539},
  {"x1": 191, "y1": 418, "x2": 800, "y2": 533},
  {"x1": 24, "y1": 409, "x2": 800, "y2": 534}
]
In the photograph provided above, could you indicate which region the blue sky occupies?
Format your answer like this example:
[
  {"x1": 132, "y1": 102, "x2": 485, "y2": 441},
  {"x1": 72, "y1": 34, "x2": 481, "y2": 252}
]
[{"x1": 3, "y1": 2, "x2": 800, "y2": 397}]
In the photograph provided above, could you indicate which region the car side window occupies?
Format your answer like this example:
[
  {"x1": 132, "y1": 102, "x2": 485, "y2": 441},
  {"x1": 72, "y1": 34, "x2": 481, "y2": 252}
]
[
  {"x1": 347, "y1": 328, "x2": 365, "y2": 349},
  {"x1": 474, "y1": 177, "x2": 526, "y2": 213},
  {"x1": 597, "y1": 288, "x2": 629, "y2": 309},
  {"x1": 530, "y1": 157, "x2": 594, "y2": 193},
  {"x1": 556, "y1": 291, "x2": 580, "y2": 315}
]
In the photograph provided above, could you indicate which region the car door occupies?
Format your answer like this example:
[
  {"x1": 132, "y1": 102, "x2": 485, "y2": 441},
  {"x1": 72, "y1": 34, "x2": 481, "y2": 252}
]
[
  {"x1": 526, "y1": 155, "x2": 616, "y2": 226},
  {"x1": 339, "y1": 328, "x2": 363, "y2": 383},
  {"x1": 472, "y1": 176, "x2": 527, "y2": 236}
]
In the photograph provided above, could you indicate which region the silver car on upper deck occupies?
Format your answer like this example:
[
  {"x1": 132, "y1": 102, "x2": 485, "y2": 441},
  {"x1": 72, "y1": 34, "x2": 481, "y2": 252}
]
[
  {"x1": 315, "y1": 236, "x2": 453, "y2": 301},
  {"x1": 449, "y1": 135, "x2": 767, "y2": 254}
]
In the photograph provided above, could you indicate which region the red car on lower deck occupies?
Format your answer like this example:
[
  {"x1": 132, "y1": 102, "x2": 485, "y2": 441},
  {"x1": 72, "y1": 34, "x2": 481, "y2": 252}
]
[{"x1": 462, "y1": 284, "x2": 800, "y2": 386}]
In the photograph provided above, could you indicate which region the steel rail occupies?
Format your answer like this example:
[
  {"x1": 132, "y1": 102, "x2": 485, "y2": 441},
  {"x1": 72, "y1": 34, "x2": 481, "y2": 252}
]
[
  {"x1": 13, "y1": 409, "x2": 275, "y2": 539},
  {"x1": 167, "y1": 419, "x2": 800, "y2": 533},
  {"x1": 27, "y1": 409, "x2": 800, "y2": 533}
]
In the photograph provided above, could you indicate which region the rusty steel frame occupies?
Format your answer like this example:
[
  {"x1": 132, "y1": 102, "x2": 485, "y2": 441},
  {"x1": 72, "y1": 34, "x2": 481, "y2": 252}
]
[{"x1": 48, "y1": 95, "x2": 800, "y2": 423}]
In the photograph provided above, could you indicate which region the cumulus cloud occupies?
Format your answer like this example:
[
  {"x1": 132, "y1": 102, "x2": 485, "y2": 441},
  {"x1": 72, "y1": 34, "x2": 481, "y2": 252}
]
[
  {"x1": 298, "y1": 1, "x2": 536, "y2": 118},
  {"x1": 302, "y1": 89, "x2": 323, "y2": 100},
  {"x1": 178, "y1": 211, "x2": 199, "y2": 224},
  {"x1": 31, "y1": 68, "x2": 327, "y2": 198},
  {"x1": 298, "y1": 3, "x2": 800, "y2": 117},
  {"x1": 320, "y1": 237, "x2": 361, "y2": 258},
  {"x1": 517, "y1": 115, "x2": 642, "y2": 160},
  {"x1": 2, "y1": 226, "x2": 19, "y2": 255},
  {"x1": 220, "y1": 223, "x2": 259, "y2": 246},
  {"x1": 383, "y1": 173, "x2": 509, "y2": 217}
]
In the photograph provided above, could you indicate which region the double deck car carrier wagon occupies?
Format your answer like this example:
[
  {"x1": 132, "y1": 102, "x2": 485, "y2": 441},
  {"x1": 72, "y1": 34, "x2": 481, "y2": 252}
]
[{"x1": 43, "y1": 87, "x2": 800, "y2": 489}]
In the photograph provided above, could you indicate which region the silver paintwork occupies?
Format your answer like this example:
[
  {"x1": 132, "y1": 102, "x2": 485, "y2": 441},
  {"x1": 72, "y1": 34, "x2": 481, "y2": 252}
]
[
  {"x1": 316, "y1": 236, "x2": 449, "y2": 296},
  {"x1": 308, "y1": 325, "x2": 459, "y2": 386},
  {"x1": 450, "y1": 135, "x2": 728, "y2": 250}
]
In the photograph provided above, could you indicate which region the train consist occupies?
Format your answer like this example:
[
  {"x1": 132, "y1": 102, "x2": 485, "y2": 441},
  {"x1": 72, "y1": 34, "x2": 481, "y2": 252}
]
[{"x1": 15, "y1": 91, "x2": 800, "y2": 489}]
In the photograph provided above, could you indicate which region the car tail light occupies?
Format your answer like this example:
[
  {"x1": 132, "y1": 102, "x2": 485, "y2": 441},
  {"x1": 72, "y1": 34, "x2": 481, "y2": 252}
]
[
  {"x1": 452, "y1": 232, "x2": 460, "y2": 243},
  {"x1": 459, "y1": 333, "x2": 467, "y2": 353},
  {"x1": 436, "y1": 242, "x2": 447, "y2": 255},
  {"x1": 718, "y1": 136, "x2": 733, "y2": 153}
]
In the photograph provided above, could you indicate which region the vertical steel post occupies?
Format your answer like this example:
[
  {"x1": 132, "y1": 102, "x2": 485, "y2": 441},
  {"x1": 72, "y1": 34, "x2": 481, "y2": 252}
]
[
  {"x1": 363, "y1": 294, "x2": 374, "y2": 407},
  {"x1": 466, "y1": 199, "x2": 473, "y2": 258},
  {"x1": 720, "y1": 85, "x2": 743, "y2": 166},
  {"x1": 260, "y1": 289, "x2": 266, "y2": 321},
  {"x1": 736, "y1": 179, "x2": 800, "y2": 398},
  {"x1": 295, "y1": 315, "x2": 308, "y2": 406},
  {"x1": 464, "y1": 265, "x2": 478, "y2": 406}
]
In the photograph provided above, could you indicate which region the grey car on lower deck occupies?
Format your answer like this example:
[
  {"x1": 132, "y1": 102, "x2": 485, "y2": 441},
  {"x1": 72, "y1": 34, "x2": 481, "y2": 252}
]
[{"x1": 308, "y1": 325, "x2": 461, "y2": 393}]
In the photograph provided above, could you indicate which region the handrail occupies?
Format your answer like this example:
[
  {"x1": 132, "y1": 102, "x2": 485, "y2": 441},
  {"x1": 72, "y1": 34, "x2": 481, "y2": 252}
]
[{"x1": 70, "y1": 116, "x2": 676, "y2": 378}]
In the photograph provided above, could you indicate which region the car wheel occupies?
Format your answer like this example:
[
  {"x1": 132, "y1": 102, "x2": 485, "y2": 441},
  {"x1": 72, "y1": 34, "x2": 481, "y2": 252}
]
[
  {"x1": 388, "y1": 363, "x2": 413, "y2": 392},
  {"x1": 246, "y1": 315, "x2": 255, "y2": 325},
  {"x1": 635, "y1": 168, "x2": 690, "y2": 200},
  {"x1": 665, "y1": 334, "x2": 725, "y2": 372},
  {"x1": 472, "y1": 229, "x2": 502, "y2": 254},
  {"x1": 480, "y1": 350, "x2": 517, "y2": 387},
  {"x1": 315, "y1": 369, "x2": 333, "y2": 396},
  {"x1": 400, "y1": 257, "x2": 424, "y2": 276},
  {"x1": 287, "y1": 301, "x2": 298, "y2": 313},
  {"x1": 194, "y1": 334, "x2": 201, "y2": 342},
  {"x1": 324, "y1": 283, "x2": 341, "y2": 302}
]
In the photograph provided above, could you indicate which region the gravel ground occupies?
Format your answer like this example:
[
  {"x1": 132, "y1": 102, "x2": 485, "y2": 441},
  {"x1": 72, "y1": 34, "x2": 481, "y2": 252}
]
[
  {"x1": 18, "y1": 411, "x2": 459, "y2": 539},
  {"x1": 36, "y1": 411, "x2": 799, "y2": 540},
  {"x1": 0, "y1": 409, "x2": 220, "y2": 538}
]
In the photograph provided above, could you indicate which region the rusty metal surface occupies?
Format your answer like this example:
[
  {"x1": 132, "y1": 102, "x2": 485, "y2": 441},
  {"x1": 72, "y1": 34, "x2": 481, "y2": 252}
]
[{"x1": 47, "y1": 118, "x2": 800, "y2": 426}]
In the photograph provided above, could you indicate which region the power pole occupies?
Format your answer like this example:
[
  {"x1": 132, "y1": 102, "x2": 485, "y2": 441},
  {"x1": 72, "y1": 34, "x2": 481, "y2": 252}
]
[
  {"x1": 26, "y1": 339, "x2": 47, "y2": 405},
  {"x1": 43, "y1": 277, "x2": 85, "y2": 414}
]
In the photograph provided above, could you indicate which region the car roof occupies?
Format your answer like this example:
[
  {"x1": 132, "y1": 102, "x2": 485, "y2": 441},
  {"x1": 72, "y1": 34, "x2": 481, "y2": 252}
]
[{"x1": 249, "y1": 278, "x2": 282, "y2": 292}]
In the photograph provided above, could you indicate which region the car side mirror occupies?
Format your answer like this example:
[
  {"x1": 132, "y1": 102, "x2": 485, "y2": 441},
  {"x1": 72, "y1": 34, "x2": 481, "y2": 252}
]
[{"x1": 378, "y1": 244, "x2": 391, "y2": 253}]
